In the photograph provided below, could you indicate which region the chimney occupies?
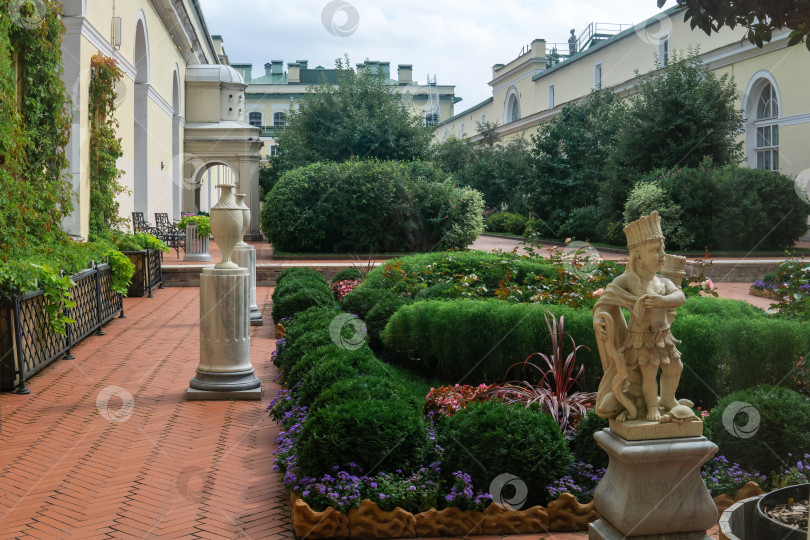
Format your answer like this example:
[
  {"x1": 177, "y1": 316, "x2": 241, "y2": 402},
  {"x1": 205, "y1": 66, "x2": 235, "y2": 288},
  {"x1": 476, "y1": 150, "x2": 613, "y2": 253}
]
[
  {"x1": 264, "y1": 62, "x2": 273, "y2": 78},
  {"x1": 492, "y1": 63, "x2": 505, "y2": 79},
  {"x1": 233, "y1": 64, "x2": 253, "y2": 82},
  {"x1": 271, "y1": 60, "x2": 283, "y2": 75},
  {"x1": 531, "y1": 39, "x2": 546, "y2": 58},
  {"x1": 296, "y1": 60, "x2": 308, "y2": 69},
  {"x1": 288, "y1": 62, "x2": 300, "y2": 83},
  {"x1": 398, "y1": 64, "x2": 413, "y2": 84},
  {"x1": 380, "y1": 61, "x2": 390, "y2": 79}
]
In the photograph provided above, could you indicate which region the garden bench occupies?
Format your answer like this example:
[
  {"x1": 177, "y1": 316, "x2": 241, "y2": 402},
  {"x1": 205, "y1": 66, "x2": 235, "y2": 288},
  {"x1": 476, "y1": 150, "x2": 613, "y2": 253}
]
[{"x1": 154, "y1": 213, "x2": 185, "y2": 259}]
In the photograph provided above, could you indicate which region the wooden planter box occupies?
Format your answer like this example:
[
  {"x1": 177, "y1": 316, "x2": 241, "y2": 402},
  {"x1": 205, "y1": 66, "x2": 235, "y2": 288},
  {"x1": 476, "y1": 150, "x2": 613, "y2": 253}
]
[
  {"x1": 183, "y1": 223, "x2": 211, "y2": 262},
  {"x1": 0, "y1": 263, "x2": 123, "y2": 392},
  {"x1": 122, "y1": 249, "x2": 163, "y2": 297}
]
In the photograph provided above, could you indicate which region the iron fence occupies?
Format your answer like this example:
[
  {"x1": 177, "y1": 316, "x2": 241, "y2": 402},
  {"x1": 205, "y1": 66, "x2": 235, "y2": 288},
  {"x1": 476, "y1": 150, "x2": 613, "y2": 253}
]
[
  {"x1": 0, "y1": 262, "x2": 124, "y2": 393},
  {"x1": 122, "y1": 249, "x2": 164, "y2": 297}
]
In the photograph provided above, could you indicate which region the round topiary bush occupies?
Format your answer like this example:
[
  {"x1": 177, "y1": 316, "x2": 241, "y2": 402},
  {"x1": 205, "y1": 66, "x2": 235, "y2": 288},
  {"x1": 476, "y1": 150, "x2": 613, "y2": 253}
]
[
  {"x1": 340, "y1": 285, "x2": 389, "y2": 321},
  {"x1": 296, "y1": 350, "x2": 389, "y2": 406},
  {"x1": 260, "y1": 160, "x2": 484, "y2": 253},
  {"x1": 297, "y1": 398, "x2": 430, "y2": 479},
  {"x1": 309, "y1": 375, "x2": 403, "y2": 413},
  {"x1": 704, "y1": 385, "x2": 810, "y2": 476},
  {"x1": 437, "y1": 401, "x2": 571, "y2": 506},
  {"x1": 572, "y1": 409, "x2": 609, "y2": 470},
  {"x1": 272, "y1": 286, "x2": 335, "y2": 324},
  {"x1": 285, "y1": 344, "x2": 343, "y2": 389},
  {"x1": 331, "y1": 268, "x2": 363, "y2": 284}
]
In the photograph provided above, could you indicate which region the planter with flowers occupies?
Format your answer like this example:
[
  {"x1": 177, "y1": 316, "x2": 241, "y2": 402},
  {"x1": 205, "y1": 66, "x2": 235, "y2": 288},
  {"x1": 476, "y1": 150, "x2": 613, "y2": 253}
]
[{"x1": 178, "y1": 214, "x2": 211, "y2": 262}]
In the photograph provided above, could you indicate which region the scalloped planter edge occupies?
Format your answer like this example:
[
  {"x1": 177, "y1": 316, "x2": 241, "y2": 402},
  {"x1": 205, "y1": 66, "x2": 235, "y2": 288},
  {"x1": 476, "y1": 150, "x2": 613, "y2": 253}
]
[{"x1": 289, "y1": 481, "x2": 766, "y2": 539}]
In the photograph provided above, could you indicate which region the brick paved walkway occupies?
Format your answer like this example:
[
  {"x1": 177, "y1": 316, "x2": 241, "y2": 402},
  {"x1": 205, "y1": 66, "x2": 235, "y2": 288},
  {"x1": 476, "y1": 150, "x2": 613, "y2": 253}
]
[
  {"x1": 0, "y1": 287, "x2": 291, "y2": 539},
  {"x1": 0, "y1": 282, "x2": 725, "y2": 539}
]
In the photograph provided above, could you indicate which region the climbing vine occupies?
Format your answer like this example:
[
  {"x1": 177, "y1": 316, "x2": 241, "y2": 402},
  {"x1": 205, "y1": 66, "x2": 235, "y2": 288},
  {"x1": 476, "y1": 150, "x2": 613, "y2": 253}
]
[
  {"x1": 0, "y1": 0, "x2": 73, "y2": 255},
  {"x1": 89, "y1": 54, "x2": 127, "y2": 239}
]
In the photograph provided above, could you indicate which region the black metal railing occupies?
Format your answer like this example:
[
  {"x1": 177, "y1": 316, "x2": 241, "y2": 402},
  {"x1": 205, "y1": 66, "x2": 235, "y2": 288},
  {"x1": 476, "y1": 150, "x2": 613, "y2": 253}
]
[
  {"x1": 0, "y1": 262, "x2": 124, "y2": 393},
  {"x1": 122, "y1": 249, "x2": 164, "y2": 298}
]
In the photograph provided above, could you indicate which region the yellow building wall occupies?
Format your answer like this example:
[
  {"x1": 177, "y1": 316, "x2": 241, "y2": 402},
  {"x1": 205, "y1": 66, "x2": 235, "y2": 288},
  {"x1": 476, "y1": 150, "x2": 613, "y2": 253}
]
[{"x1": 71, "y1": 0, "x2": 190, "y2": 236}]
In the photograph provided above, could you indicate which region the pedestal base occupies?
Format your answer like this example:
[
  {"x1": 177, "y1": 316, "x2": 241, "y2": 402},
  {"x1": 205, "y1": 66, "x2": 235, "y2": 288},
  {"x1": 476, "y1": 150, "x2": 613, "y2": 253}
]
[
  {"x1": 609, "y1": 418, "x2": 703, "y2": 441},
  {"x1": 189, "y1": 368, "x2": 261, "y2": 392},
  {"x1": 589, "y1": 519, "x2": 712, "y2": 539},
  {"x1": 186, "y1": 387, "x2": 262, "y2": 401},
  {"x1": 250, "y1": 309, "x2": 263, "y2": 326},
  {"x1": 593, "y1": 429, "x2": 718, "y2": 537},
  {"x1": 183, "y1": 252, "x2": 212, "y2": 262}
]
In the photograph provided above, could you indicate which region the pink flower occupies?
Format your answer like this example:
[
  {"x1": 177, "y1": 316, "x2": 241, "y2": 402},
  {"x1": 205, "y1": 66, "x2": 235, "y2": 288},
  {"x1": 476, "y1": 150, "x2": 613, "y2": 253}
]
[
  {"x1": 565, "y1": 237, "x2": 572, "y2": 243},
  {"x1": 593, "y1": 288, "x2": 604, "y2": 296},
  {"x1": 702, "y1": 279, "x2": 716, "y2": 291}
]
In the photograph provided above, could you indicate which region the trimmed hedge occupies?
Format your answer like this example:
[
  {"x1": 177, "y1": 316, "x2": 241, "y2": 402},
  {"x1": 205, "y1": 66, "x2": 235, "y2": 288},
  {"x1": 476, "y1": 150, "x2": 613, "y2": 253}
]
[
  {"x1": 437, "y1": 401, "x2": 571, "y2": 507},
  {"x1": 296, "y1": 351, "x2": 390, "y2": 407},
  {"x1": 484, "y1": 212, "x2": 528, "y2": 235},
  {"x1": 383, "y1": 296, "x2": 810, "y2": 407},
  {"x1": 572, "y1": 409, "x2": 609, "y2": 470},
  {"x1": 297, "y1": 399, "x2": 431, "y2": 479},
  {"x1": 331, "y1": 267, "x2": 363, "y2": 284},
  {"x1": 272, "y1": 268, "x2": 335, "y2": 323},
  {"x1": 382, "y1": 299, "x2": 601, "y2": 387},
  {"x1": 705, "y1": 385, "x2": 810, "y2": 475},
  {"x1": 261, "y1": 160, "x2": 484, "y2": 253}
]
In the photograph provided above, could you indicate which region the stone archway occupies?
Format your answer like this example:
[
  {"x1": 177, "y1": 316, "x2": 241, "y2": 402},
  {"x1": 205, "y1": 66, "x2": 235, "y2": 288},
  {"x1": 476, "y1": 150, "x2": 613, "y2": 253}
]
[{"x1": 183, "y1": 64, "x2": 263, "y2": 237}]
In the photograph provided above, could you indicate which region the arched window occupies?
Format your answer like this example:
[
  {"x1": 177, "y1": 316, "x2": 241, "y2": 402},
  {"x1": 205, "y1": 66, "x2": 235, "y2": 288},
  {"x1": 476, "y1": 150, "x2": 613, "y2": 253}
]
[
  {"x1": 755, "y1": 83, "x2": 779, "y2": 171},
  {"x1": 504, "y1": 86, "x2": 520, "y2": 124},
  {"x1": 248, "y1": 112, "x2": 262, "y2": 127},
  {"x1": 273, "y1": 112, "x2": 287, "y2": 127}
]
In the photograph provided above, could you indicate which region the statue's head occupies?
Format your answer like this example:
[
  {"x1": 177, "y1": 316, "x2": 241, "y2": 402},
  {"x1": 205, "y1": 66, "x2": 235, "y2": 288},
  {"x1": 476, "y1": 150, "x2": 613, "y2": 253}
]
[{"x1": 625, "y1": 211, "x2": 666, "y2": 276}]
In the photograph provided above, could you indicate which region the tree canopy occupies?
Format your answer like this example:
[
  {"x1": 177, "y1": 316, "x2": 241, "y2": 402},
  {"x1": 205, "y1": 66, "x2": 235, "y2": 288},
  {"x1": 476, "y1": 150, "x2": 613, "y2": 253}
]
[
  {"x1": 663, "y1": 0, "x2": 810, "y2": 49},
  {"x1": 261, "y1": 57, "x2": 433, "y2": 197}
]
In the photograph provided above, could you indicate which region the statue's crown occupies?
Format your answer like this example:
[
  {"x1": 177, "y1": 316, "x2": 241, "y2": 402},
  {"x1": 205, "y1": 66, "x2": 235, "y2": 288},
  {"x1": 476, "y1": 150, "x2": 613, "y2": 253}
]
[
  {"x1": 624, "y1": 211, "x2": 664, "y2": 249},
  {"x1": 662, "y1": 253, "x2": 686, "y2": 274}
]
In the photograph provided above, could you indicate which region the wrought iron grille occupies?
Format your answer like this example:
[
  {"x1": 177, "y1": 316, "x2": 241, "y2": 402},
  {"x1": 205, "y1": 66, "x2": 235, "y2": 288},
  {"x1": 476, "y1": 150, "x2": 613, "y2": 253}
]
[
  {"x1": 0, "y1": 263, "x2": 123, "y2": 392},
  {"x1": 148, "y1": 249, "x2": 163, "y2": 291}
]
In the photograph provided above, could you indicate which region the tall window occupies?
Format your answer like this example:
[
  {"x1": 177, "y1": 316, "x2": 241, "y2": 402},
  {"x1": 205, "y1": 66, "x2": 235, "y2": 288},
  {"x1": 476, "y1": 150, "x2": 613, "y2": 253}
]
[
  {"x1": 548, "y1": 84, "x2": 555, "y2": 109},
  {"x1": 268, "y1": 145, "x2": 278, "y2": 157},
  {"x1": 658, "y1": 37, "x2": 669, "y2": 68},
  {"x1": 755, "y1": 83, "x2": 779, "y2": 171},
  {"x1": 425, "y1": 112, "x2": 439, "y2": 127},
  {"x1": 507, "y1": 95, "x2": 519, "y2": 123},
  {"x1": 594, "y1": 62, "x2": 602, "y2": 89},
  {"x1": 273, "y1": 112, "x2": 287, "y2": 127},
  {"x1": 248, "y1": 111, "x2": 262, "y2": 127}
]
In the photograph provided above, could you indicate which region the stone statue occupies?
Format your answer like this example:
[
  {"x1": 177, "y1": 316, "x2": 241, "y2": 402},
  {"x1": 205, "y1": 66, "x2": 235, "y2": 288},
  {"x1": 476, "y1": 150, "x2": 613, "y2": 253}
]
[{"x1": 593, "y1": 211, "x2": 694, "y2": 427}]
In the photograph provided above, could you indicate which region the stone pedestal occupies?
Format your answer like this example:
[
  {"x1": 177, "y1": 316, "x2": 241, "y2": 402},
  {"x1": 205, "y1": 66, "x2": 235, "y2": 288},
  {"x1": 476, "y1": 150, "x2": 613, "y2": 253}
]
[
  {"x1": 187, "y1": 267, "x2": 262, "y2": 400},
  {"x1": 589, "y1": 429, "x2": 717, "y2": 539},
  {"x1": 232, "y1": 245, "x2": 262, "y2": 326}
]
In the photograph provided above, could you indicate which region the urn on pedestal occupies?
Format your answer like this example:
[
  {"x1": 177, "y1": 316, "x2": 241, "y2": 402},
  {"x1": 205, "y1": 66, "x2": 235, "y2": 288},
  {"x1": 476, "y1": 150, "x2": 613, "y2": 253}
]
[{"x1": 210, "y1": 183, "x2": 241, "y2": 269}]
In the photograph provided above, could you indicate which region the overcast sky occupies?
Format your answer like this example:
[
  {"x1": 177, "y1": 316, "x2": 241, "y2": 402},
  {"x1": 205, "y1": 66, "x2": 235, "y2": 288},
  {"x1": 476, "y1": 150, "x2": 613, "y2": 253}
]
[{"x1": 197, "y1": 0, "x2": 676, "y2": 112}]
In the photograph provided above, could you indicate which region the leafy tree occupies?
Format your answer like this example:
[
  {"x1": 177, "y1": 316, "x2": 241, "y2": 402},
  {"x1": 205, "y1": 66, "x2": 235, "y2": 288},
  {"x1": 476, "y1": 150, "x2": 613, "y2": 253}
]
[
  {"x1": 266, "y1": 57, "x2": 433, "y2": 192},
  {"x1": 614, "y1": 49, "x2": 743, "y2": 175},
  {"x1": 596, "y1": 49, "x2": 744, "y2": 228},
  {"x1": 663, "y1": 0, "x2": 810, "y2": 50},
  {"x1": 457, "y1": 138, "x2": 534, "y2": 212},
  {"x1": 429, "y1": 136, "x2": 475, "y2": 175},
  {"x1": 475, "y1": 120, "x2": 501, "y2": 147},
  {"x1": 528, "y1": 89, "x2": 625, "y2": 232}
]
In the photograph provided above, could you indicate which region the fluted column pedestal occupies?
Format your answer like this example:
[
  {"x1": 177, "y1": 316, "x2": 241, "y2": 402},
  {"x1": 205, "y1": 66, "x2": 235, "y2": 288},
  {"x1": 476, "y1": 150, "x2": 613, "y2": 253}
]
[
  {"x1": 232, "y1": 245, "x2": 262, "y2": 326},
  {"x1": 187, "y1": 267, "x2": 262, "y2": 400}
]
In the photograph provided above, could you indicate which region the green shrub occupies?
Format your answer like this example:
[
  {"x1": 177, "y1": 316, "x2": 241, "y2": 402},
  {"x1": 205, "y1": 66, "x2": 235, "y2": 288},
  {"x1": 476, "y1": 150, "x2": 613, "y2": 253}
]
[
  {"x1": 272, "y1": 268, "x2": 334, "y2": 323},
  {"x1": 484, "y1": 212, "x2": 528, "y2": 235},
  {"x1": 623, "y1": 182, "x2": 693, "y2": 250},
  {"x1": 437, "y1": 401, "x2": 571, "y2": 506},
  {"x1": 277, "y1": 328, "x2": 332, "y2": 375},
  {"x1": 670, "y1": 313, "x2": 722, "y2": 408},
  {"x1": 365, "y1": 295, "x2": 411, "y2": 348},
  {"x1": 558, "y1": 206, "x2": 602, "y2": 242},
  {"x1": 332, "y1": 268, "x2": 363, "y2": 284},
  {"x1": 340, "y1": 285, "x2": 390, "y2": 320},
  {"x1": 679, "y1": 296, "x2": 765, "y2": 319},
  {"x1": 383, "y1": 299, "x2": 600, "y2": 388},
  {"x1": 286, "y1": 344, "x2": 343, "y2": 388},
  {"x1": 642, "y1": 161, "x2": 810, "y2": 251},
  {"x1": 260, "y1": 160, "x2": 484, "y2": 253},
  {"x1": 572, "y1": 409, "x2": 609, "y2": 470},
  {"x1": 310, "y1": 375, "x2": 404, "y2": 413},
  {"x1": 705, "y1": 385, "x2": 810, "y2": 475},
  {"x1": 272, "y1": 288, "x2": 336, "y2": 324},
  {"x1": 297, "y1": 399, "x2": 430, "y2": 479},
  {"x1": 296, "y1": 350, "x2": 389, "y2": 406}
]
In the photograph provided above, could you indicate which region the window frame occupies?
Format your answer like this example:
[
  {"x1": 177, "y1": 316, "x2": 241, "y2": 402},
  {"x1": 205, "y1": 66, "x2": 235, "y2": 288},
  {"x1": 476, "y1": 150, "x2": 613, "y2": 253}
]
[{"x1": 272, "y1": 111, "x2": 287, "y2": 128}]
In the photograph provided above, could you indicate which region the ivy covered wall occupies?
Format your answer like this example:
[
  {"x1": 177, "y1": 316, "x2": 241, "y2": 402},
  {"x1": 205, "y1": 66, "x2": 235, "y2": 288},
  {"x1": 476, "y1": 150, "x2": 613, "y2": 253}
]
[{"x1": 0, "y1": 0, "x2": 73, "y2": 256}]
